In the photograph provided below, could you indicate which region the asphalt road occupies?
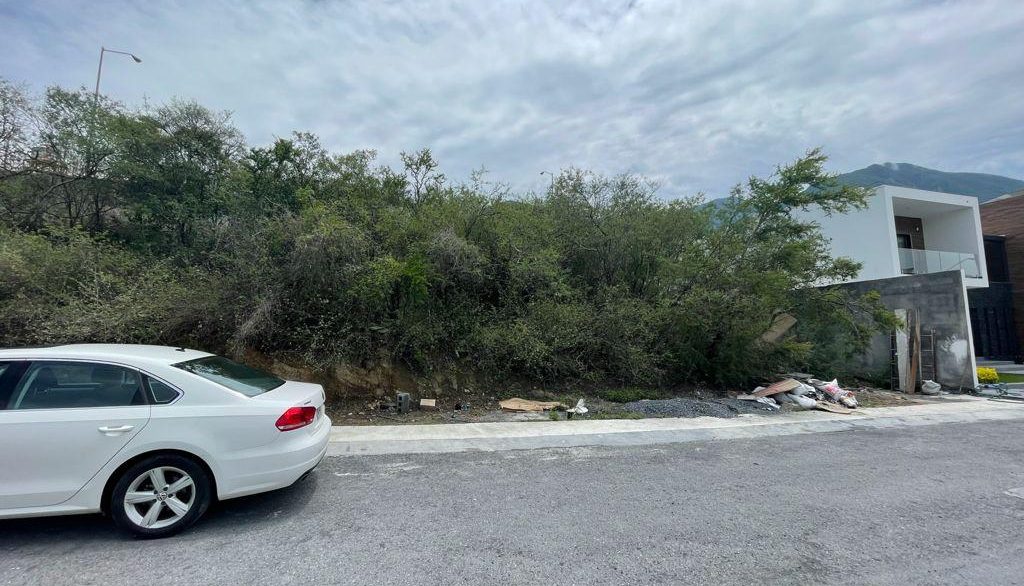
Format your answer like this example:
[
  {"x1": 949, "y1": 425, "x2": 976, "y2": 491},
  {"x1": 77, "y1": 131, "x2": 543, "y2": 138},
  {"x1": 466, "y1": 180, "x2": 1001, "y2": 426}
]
[{"x1": 2, "y1": 420, "x2": 1024, "y2": 585}]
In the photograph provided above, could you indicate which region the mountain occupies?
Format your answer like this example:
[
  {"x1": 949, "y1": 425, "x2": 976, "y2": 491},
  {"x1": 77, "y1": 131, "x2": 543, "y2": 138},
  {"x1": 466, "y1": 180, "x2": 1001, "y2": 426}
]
[{"x1": 837, "y1": 163, "x2": 1024, "y2": 202}]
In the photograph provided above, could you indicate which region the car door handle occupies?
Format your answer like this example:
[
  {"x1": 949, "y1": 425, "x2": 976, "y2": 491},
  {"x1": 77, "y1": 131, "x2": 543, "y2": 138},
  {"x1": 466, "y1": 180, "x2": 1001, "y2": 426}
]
[{"x1": 98, "y1": 425, "x2": 135, "y2": 434}]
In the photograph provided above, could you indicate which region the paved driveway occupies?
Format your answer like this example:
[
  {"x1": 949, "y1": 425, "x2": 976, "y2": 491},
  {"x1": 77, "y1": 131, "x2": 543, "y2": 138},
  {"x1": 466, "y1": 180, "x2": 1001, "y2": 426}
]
[{"x1": 3, "y1": 420, "x2": 1024, "y2": 585}]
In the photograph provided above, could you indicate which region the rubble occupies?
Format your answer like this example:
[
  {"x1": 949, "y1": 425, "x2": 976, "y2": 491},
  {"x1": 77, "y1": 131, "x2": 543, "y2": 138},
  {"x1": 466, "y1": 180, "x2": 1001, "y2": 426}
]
[
  {"x1": 752, "y1": 378, "x2": 803, "y2": 397},
  {"x1": 736, "y1": 394, "x2": 781, "y2": 410},
  {"x1": 499, "y1": 398, "x2": 567, "y2": 412},
  {"x1": 808, "y1": 379, "x2": 858, "y2": 408},
  {"x1": 789, "y1": 382, "x2": 815, "y2": 396},
  {"x1": 396, "y1": 392, "x2": 412, "y2": 413},
  {"x1": 566, "y1": 399, "x2": 588, "y2": 419},
  {"x1": 742, "y1": 374, "x2": 863, "y2": 414},
  {"x1": 920, "y1": 380, "x2": 942, "y2": 395},
  {"x1": 814, "y1": 400, "x2": 854, "y2": 414},
  {"x1": 787, "y1": 394, "x2": 817, "y2": 409}
]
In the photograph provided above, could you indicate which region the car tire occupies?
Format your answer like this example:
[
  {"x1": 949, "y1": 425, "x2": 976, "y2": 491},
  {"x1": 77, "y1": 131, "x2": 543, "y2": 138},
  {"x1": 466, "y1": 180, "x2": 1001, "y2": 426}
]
[{"x1": 109, "y1": 454, "x2": 212, "y2": 538}]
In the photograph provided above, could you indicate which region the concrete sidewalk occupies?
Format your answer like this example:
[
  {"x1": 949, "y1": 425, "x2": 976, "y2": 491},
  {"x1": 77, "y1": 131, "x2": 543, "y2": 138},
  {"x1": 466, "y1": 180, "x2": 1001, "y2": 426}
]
[{"x1": 327, "y1": 395, "x2": 1024, "y2": 456}]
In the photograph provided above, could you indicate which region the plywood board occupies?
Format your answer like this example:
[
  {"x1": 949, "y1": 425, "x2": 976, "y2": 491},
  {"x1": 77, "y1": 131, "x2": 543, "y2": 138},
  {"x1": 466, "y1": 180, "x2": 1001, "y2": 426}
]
[
  {"x1": 753, "y1": 378, "x2": 802, "y2": 397},
  {"x1": 499, "y1": 398, "x2": 567, "y2": 412}
]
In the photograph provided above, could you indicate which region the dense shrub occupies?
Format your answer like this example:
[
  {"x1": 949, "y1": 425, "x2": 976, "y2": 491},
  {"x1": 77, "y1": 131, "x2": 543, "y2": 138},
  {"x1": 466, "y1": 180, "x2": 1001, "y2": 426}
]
[
  {"x1": 0, "y1": 78, "x2": 895, "y2": 389},
  {"x1": 0, "y1": 228, "x2": 220, "y2": 346}
]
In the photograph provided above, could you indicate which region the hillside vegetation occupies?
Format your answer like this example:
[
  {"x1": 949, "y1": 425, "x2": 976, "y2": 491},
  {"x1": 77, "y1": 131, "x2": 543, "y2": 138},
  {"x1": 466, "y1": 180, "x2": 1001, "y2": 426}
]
[{"x1": 0, "y1": 79, "x2": 895, "y2": 394}]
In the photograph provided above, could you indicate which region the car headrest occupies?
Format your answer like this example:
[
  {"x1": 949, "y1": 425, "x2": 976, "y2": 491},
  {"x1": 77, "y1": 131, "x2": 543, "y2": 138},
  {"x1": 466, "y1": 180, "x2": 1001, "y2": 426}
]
[
  {"x1": 91, "y1": 366, "x2": 125, "y2": 386},
  {"x1": 32, "y1": 367, "x2": 58, "y2": 391}
]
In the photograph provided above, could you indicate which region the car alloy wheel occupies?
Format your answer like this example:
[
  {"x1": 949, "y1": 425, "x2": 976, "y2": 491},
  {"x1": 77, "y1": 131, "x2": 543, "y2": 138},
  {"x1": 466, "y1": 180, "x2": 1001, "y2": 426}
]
[{"x1": 123, "y1": 466, "x2": 196, "y2": 530}]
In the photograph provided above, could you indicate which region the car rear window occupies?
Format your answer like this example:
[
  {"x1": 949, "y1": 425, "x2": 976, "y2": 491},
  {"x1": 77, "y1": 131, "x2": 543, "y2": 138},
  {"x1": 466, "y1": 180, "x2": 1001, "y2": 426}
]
[{"x1": 173, "y1": 356, "x2": 284, "y2": 397}]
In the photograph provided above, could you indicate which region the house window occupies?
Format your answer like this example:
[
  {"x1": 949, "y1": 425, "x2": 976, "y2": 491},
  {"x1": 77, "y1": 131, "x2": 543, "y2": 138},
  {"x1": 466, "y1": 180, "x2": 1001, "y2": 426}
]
[{"x1": 896, "y1": 234, "x2": 912, "y2": 249}]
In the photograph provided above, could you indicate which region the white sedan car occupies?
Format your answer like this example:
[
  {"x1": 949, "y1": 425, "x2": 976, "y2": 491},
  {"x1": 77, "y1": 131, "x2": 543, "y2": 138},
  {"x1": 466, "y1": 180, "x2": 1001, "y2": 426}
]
[{"x1": 0, "y1": 344, "x2": 331, "y2": 538}]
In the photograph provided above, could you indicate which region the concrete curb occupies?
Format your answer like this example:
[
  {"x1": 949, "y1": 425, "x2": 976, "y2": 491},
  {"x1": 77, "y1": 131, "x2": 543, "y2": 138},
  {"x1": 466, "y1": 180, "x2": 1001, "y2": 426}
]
[{"x1": 326, "y1": 396, "x2": 1024, "y2": 456}]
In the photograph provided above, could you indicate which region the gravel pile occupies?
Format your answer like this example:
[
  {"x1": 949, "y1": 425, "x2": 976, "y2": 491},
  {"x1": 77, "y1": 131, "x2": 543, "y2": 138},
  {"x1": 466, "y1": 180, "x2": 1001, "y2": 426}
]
[{"x1": 620, "y1": 397, "x2": 779, "y2": 418}]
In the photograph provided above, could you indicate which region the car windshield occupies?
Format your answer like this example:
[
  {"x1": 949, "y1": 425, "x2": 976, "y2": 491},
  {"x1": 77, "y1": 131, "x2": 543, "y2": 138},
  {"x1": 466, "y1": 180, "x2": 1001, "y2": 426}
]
[{"x1": 173, "y1": 356, "x2": 284, "y2": 397}]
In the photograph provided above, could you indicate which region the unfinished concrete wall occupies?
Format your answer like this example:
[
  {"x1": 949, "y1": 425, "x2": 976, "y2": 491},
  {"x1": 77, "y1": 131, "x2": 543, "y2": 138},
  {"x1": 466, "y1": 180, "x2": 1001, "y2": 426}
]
[{"x1": 833, "y1": 270, "x2": 978, "y2": 389}]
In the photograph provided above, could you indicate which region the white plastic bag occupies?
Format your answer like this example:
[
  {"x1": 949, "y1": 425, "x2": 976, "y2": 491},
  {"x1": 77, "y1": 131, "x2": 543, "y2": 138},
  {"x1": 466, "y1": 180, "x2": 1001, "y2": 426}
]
[
  {"x1": 789, "y1": 382, "x2": 816, "y2": 396},
  {"x1": 786, "y1": 393, "x2": 817, "y2": 409},
  {"x1": 812, "y1": 378, "x2": 858, "y2": 408}
]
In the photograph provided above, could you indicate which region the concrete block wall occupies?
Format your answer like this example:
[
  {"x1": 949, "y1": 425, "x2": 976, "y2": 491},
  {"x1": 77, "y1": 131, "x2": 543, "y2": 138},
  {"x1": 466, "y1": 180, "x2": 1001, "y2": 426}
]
[{"x1": 833, "y1": 270, "x2": 977, "y2": 389}]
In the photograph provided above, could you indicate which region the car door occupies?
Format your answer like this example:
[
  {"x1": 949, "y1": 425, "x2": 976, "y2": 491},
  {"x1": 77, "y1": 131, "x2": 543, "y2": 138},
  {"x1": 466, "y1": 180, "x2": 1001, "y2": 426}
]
[{"x1": 0, "y1": 360, "x2": 151, "y2": 509}]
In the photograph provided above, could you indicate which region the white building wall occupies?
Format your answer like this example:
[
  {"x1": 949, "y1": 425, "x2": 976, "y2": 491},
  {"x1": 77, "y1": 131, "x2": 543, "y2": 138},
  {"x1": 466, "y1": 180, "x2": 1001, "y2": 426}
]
[
  {"x1": 793, "y1": 190, "x2": 898, "y2": 283},
  {"x1": 795, "y1": 185, "x2": 987, "y2": 289},
  {"x1": 923, "y1": 207, "x2": 976, "y2": 251}
]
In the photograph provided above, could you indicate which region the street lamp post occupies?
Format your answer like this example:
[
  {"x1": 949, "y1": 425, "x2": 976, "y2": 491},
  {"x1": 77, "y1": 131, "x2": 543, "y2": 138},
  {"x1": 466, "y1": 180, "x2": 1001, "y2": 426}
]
[
  {"x1": 540, "y1": 170, "x2": 555, "y2": 190},
  {"x1": 94, "y1": 46, "x2": 142, "y2": 105},
  {"x1": 89, "y1": 46, "x2": 141, "y2": 230}
]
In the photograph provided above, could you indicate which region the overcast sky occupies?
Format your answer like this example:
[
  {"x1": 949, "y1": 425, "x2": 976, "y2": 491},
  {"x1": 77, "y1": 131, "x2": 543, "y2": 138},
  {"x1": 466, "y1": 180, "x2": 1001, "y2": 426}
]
[{"x1": 2, "y1": 0, "x2": 1022, "y2": 197}]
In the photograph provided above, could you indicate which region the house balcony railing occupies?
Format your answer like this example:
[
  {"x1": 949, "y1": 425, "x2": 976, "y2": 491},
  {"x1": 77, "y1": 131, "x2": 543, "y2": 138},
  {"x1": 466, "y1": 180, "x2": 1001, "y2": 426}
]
[{"x1": 898, "y1": 247, "x2": 982, "y2": 278}]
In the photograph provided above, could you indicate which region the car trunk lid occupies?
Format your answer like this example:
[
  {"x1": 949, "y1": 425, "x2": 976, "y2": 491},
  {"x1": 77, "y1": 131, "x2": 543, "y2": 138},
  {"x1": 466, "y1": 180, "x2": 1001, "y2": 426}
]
[
  {"x1": 252, "y1": 380, "x2": 325, "y2": 407},
  {"x1": 252, "y1": 380, "x2": 327, "y2": 430}
]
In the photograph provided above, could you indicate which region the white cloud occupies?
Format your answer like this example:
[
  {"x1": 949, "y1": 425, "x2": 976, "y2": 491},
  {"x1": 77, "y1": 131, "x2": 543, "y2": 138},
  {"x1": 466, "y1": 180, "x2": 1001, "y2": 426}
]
[{"x1": 1, "y1": 0, "x2": 1022, "y2": 196}]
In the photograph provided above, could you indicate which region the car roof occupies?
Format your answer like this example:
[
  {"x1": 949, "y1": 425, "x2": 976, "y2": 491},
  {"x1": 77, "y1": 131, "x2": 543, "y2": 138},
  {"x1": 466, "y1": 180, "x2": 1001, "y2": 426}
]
[{"x1": 0, "y1": 344, "x2": 214, "y2": 366}]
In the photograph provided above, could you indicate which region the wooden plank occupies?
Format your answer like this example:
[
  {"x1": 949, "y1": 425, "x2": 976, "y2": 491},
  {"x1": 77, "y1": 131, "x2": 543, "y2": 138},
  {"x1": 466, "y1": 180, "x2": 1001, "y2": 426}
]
[
  {"x1": 752, "y1": 378, "x2": 802, "y2": 397},
  {"x1": 760, "y1": 313, "x2": 797, "y2": 343},
  {"x1": 906, "y1": 310, "x2": 920, "y2": 395},
  {"x1": 895, "y1": 309, "x2": 909, "y2": 392},
  {"x1": 499, "y1": 398, "x2": 566, "y2": 412}
]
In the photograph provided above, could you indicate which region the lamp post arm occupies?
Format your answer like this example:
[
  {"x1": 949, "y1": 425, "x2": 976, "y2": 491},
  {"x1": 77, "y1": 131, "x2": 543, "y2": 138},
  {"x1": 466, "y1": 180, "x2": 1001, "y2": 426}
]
[{"x1": 94, "y1": 47, "x2": 140, "y2": 106}]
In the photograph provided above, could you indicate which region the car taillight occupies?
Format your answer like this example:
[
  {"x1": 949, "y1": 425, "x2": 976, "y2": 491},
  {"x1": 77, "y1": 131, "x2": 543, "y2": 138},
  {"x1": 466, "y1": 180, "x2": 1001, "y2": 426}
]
[{"x1": 276, "y1": 406, "x2": 317, "y2": 431}]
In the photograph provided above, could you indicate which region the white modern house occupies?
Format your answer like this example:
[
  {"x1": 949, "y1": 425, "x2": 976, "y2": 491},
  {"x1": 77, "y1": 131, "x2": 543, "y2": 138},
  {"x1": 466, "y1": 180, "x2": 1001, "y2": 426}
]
[
  {"x1": 796, "y1": 184, "x2": 987, "y2": 391},
  {"x1": 800, "y1": 185, "x2": 988, "y2": 289}
]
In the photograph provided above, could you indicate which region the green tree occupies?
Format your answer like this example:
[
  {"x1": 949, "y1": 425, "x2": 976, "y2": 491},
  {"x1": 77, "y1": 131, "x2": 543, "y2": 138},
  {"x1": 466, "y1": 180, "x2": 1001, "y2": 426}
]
[{"x1": 114, "y1": 100, "x2": 243, "y2": 251}]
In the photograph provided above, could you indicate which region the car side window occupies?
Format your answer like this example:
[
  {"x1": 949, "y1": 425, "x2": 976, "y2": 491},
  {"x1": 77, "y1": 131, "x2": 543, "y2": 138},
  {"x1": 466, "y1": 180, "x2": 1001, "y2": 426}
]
[
  {"x1": 8, "y1": 361, "x2": 147, "y2": 410},
  {"x1": 145, "y1": 376, "x2": 181, "y2": 404}
]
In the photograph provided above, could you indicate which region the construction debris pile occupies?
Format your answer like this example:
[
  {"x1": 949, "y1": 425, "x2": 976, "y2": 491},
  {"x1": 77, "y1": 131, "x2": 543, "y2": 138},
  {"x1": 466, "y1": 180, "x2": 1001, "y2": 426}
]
[
  {"x1": 499, "y1": 397, "x2": 589, "y2": 418},
  {"x1": 738, "y1": 375, "x2": 860, "y2": 415},
  {"x1": 499, "y1": 397, "x2": 566, "y2": 412}
]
